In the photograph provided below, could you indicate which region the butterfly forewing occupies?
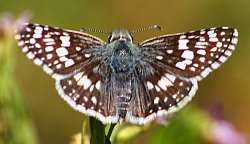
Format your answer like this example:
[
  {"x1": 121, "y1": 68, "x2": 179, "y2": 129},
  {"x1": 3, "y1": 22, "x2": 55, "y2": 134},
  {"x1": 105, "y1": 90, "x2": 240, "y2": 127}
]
[
  {"x1": 16, "y1": 23, "x2": 106, "y2": 79},
  {"x1": 139, "y1": 27, "x2": 238, "y2": 80}
]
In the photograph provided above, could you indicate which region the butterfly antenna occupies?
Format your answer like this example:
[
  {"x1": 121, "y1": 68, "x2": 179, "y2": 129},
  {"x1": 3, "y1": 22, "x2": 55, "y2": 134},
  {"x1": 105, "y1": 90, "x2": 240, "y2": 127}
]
[
  {"x1": 80, "y1": 28, "x2": 110, "y2": 34},
  {"x1": 131, "y1": 25, "x2": 162, "y2": 33}
]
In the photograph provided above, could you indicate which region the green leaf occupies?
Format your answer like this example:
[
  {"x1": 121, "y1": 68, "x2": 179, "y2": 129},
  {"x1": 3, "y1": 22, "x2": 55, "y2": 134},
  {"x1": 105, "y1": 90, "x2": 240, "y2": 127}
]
[{"x1": 148, "y1": 105, "x2": 211, "y2": 144}]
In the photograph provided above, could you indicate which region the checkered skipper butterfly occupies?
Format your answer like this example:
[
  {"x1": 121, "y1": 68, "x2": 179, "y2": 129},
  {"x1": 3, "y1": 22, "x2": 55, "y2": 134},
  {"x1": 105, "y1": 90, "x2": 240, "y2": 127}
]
[{"x1": 15, "y1": 23, "x2": 238, "y2": 124}]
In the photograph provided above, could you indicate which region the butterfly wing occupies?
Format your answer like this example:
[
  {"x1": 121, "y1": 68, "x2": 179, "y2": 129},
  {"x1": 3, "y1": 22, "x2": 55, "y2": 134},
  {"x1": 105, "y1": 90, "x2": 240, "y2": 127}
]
[
  {"x1": 16, "y1": 23, "x2": 106, "y2": 79},
  {"x1": 139, "y1": 27, "x2": 238, "y2": 80},
  {"x1": 16, "y1": 23, "x2": 117, "y2": 123},
  {"x1": 125, "y1": 27, "x2": 238, "y2": 124}
]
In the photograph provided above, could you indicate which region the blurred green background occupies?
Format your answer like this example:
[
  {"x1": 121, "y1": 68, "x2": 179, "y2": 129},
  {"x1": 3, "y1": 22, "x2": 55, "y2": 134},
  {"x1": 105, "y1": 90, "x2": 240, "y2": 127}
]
[{"x1": 1, "y1": 0, "x2": 250, "y2": 144}]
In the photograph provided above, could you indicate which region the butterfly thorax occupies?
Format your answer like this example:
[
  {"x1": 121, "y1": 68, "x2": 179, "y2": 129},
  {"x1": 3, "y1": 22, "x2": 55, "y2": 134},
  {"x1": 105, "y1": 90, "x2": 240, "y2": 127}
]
[{"x1": 110, "y1": 40, "x2": 134, "y2": 74}]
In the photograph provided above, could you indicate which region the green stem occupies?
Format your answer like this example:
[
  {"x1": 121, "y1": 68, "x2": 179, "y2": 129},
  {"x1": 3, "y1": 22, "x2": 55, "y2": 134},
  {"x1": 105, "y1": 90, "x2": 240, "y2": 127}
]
[
  {"x1": 90, "y1": 117, "x2": 105, "y2": 144},
  {"x1": 89, "y1": 117, "x2": 117, "y2": 144},
  {"x1": 106, "y1": 123, "x2": 116, "y2": 143}
]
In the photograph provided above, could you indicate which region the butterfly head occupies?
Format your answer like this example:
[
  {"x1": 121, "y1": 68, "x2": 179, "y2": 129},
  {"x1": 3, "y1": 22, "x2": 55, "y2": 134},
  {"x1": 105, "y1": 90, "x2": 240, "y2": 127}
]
[
  {"x1": 109, "y1": 29, "x2": 134, "y2": 74},
  {"x1": 108, "y1": 29, "x2": 133, "y2": 43}
]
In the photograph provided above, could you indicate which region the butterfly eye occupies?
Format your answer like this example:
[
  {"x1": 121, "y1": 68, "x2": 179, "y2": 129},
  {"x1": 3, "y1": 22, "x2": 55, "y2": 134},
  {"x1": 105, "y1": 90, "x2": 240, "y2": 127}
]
[{"x1": 108, "y1": 29, "x2": 133, "y2": 43}]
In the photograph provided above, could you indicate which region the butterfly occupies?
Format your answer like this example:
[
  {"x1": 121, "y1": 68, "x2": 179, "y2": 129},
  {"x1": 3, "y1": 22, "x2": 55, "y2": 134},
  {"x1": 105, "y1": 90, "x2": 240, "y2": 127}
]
[{"x1": 15, "y1": 23, "x2": 238, "y2": 124}]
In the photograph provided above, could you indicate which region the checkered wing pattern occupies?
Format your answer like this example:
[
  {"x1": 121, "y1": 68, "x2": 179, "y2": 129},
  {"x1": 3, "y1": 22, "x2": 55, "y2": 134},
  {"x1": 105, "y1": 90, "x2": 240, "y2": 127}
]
[
  {"x1": 16, "y1": 23, "x2": 238, "y2": 124},
  {"x1": 130, "y1": 27, "x2": 238, "y2": 124},
  {"x1": 16, "y1": 23, "x2": 106, "y2": 79}
]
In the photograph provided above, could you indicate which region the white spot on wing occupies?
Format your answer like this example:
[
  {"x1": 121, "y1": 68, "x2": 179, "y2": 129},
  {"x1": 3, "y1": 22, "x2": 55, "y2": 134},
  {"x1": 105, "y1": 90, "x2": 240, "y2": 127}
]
[
  {"x1": 197, "y1": 49, "x2": 206, "y2": 55},
  {"x1": 34, "y1": 26, "x2": 43, "y2": 32},
  {"x1": 89, "y1": 85, "x2": 94, "y2": 92},
  {"x1": 33, "y1": 33, "x2": 42, "y2": 38},
  {"x1": 85, "y1": 54, "x2": 91, "y2": 58},
  {"x1": 158, "y1": 77, "x2": 168, "y2": 90},
  {"x1": 84, "y1": 96, "x2": 88, "y2": 102},
  {"x1": 154, "y1": 97, "x2": 160, "y2": 104},
  {"x1": 43, "y1": 38, "x2": 54, "y2": 42},
  {"x1": 156, "y1": 56, "x2": 163, "y2": 60},
  {"x1": 164, "y1": 97, "x2": 168, "y2": 102},
  {"x1": 74, "y1": 72, "x2": 84, "y2": 81},
  {"x1": 209, "y1": 37, "x2": 219, "y2": 42},
  {"x1": 76, "y1": 47, "x2": 81, "y2": 51},
  {"x1": 77, "y1": 75, "x2": 92, "y2": 89},
  {"x1": 216, "y1": 42, "x2": 222, "y2": 47},
  {"x1": 178, "y1": 39, "x2": 189, "y2": 50},
  {"x1": 200, "y1": 30, "x2": 206, "y2": 34},
  {"x1": 219, "y1": 56, "x2": 227, "y2": 63},
  {"x1": 56, "y1": 64, "x2": 62, "y2": 69},
  {"x1": 147, "y1": 81, "x2": 154, "y2": 90},
  {"x1": 199, "y1": 57, "x2": 205, "y2": 62},
  {"x1": 47, "y1": 54, "x2": 53, "y2": 59},
  {"x1": 65, "y1": 59, "x2": 74, "y2": 67},
  {"x1": 27, "y1": 52, "x2": 35, "y2": 59},
  {"x1": 190, "y1": 67, "x2": 196, "y2": 71},
  {"x1": 207, "y1": 30, "x2": 215, "y2": 35},
  {"x1": 59, "y1": 56, "x2": 68, "y2": 62},
  {"x1": 18, "y1": 41, "x2": 24, "y2": 46},
  {"x1": 181, "y1": 50, "x2": 194, "y2": 59},
  {"x1": 33, "y1": 58, "x2": 42, "y2": 66},
  {"x1": 175, "y1": 61, "x2": 186, "y2": 70},
  {"x1": 29, "y1": 38, "x2": 36, "y2": 44},
  {"x1": 210, "y1": 47, "x2": 217, "y2": 52},
  {"x1": 45, "y1": 46, "x2": 54, "y2": 52},
  {"x1": 166, "y1": 49, "x2": 173, "y2": 54},
  {"x1": 56, "y1": 47, "x2": 68, "y2": 56},
  {"x1": 165, "y1": 73, "x2": 176, "y2": 82},
  {"x1": 209, "y1": 32, "x2": 217, "y2": 38},
  {"x1": 155, "y1": 85, "x2": 160, "y2": 92},
  {"x1": 95, "y1": 81, "x2": 101, "y2": 90},
  {"x1": 91, "y1": 96, "x2": 97, "y2": 104},
  {"x1": 60, "y1": 36, "x2": 70, "y2": 47},
  {"x1": 22, "y1": 46, "x2": 28, "y2": 52},
  {"x1": 35, "y1": 43, "x2": 41, "y2": 48}
]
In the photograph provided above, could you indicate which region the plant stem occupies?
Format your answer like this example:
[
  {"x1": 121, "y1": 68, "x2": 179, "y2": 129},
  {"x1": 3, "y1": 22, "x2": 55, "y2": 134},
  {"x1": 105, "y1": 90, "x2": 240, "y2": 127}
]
[{"x1": 90, "y1": 117, "x2": 105, "y2": 144}]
